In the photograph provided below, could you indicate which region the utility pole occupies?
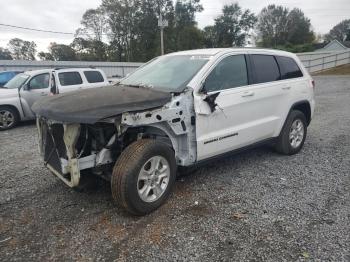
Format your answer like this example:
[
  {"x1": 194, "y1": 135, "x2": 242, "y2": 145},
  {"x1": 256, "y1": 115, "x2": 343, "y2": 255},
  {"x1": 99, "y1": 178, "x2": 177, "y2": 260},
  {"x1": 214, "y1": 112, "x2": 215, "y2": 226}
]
[{"x1": 158, "y1": 13, "x2": 168, "y2": 55}]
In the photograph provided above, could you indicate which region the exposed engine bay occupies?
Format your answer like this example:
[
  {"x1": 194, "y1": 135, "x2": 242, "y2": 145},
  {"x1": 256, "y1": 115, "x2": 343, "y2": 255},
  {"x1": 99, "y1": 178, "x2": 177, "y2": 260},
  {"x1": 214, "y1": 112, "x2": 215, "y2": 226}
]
[{"x1": 36, "y1": 90, "x2": 197, "y2": 187}]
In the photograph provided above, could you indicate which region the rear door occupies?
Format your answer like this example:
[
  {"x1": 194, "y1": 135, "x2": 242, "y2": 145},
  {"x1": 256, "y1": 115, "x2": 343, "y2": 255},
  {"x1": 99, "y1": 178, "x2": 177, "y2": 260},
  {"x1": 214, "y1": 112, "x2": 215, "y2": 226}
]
[
  {"x1": 56, "y1": 71, "x2": 84, "y2": 93},
  {"x1": 247, "y1": 53, "x2": 292, "y2": 137},
  {"x1": 274, "y1": 55, "x2": 309, "y2": 126}
]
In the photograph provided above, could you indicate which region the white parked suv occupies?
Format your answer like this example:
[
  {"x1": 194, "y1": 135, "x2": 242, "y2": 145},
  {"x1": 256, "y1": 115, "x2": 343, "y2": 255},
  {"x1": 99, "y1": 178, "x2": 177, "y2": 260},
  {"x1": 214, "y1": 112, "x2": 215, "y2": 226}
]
[
  {"x1": 0, "y1": 68, "x2": 109, "y2": 130},
  {"x1": 33, "y1": 48, "x2": 315, "y2": 215}
]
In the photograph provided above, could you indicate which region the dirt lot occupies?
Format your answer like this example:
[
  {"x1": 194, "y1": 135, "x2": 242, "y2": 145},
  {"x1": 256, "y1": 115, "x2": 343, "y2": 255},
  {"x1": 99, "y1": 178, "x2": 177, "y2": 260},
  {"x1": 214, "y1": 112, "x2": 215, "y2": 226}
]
[
  {"x1": 1, "y1": 76, "x2": 349, "y2": 261},
  {"x1": 313, "y1": 64, "x2": 350, "y2": 76}
]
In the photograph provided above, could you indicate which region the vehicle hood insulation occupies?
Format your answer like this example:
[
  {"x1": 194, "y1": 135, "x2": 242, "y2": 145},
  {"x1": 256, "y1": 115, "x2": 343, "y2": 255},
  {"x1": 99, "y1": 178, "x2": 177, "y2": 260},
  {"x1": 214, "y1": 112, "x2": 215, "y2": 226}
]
[{"x1": 32, "y1": 85, "x2": 172, "y2": 124}]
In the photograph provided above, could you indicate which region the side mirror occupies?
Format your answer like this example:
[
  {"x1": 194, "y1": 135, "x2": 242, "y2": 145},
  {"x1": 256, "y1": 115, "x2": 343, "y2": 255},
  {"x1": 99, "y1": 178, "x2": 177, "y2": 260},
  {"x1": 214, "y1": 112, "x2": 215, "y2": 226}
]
[
  {"x1": 200, "y1": 80, "x2": 208, "y2": 94},
  {"x1": 22, "y1": 83, "x2": 30, "y2": 91}
]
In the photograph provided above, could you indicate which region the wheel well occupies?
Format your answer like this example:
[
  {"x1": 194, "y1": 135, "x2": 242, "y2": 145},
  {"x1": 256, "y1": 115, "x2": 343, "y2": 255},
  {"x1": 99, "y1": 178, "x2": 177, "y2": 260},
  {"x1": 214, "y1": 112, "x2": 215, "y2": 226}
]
[
  {"x1": 0, "y1": 105, "x2": 20, "y2": 119},
  {"x1": 122, "y1": 126, "x2": 174, "y2": 150},
  {"x1": 292, "y1": 102, "x2": 311, "y2": 125}
]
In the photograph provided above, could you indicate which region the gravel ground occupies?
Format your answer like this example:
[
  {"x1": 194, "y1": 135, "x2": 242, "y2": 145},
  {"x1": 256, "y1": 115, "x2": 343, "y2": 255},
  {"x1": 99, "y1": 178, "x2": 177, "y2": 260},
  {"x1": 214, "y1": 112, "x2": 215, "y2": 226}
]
[{"x1": 0, "y1": 76, "x2": 349, "y2": 262}]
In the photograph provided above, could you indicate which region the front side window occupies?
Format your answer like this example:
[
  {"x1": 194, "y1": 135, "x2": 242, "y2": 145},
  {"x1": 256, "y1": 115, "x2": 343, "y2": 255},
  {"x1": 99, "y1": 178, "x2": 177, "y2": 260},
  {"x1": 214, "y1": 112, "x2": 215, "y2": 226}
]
[
  {"x1": 276, "y1": 56, "x2": 303, "y2": 79},
  {"x1": 29, "y1": 73, "x2": 50, "y2": 90},
  {"x1": 252, "y1": 55, "x2": 280, "y2": 84},
  {"x1": 84, "y1": 71, "x2": 104, "y2": 83},
  {"x1": 120, "y1": 55, "x2": 210, "y2": 92},
  {"x1": 58, "y1": 72, "x2": 83, "y2": 86},
  {"x1": 205, "y1": 55, "x2": 248, "y2": 92}
]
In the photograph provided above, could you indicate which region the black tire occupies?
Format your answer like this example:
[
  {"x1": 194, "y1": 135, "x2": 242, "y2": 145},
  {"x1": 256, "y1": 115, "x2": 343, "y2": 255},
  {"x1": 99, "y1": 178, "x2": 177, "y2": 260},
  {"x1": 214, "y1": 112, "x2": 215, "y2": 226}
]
[
  {"x1": 0, "y1": 106, "x2": 19, "y2": 131},
  {"x1": 111, "y1": 139, "x2": 176, "y2": 215},
  {"x1": 275, "y1": 110, "x2": 307, "y2": 155}
]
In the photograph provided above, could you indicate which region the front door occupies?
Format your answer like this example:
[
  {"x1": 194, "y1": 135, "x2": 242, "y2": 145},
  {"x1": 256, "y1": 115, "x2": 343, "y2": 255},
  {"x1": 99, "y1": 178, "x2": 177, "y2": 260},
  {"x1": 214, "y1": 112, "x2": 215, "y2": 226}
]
[
  {"x1": 194, "y1": 54, "x2": 288, "y2": 161},
  {"x1": 19, "y1": 73, "x2": 51, "y2": 118}
]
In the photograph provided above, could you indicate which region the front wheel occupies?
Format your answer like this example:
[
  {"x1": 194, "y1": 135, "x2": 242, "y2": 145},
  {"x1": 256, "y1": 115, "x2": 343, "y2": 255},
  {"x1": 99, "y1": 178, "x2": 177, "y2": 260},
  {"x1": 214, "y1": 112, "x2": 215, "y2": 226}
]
[
  {"x1": 111, "y1": 139, "x2": 176, "y2": 215},
  {"x1": 0, "y1": 106, "x2": 19, "y2": 131},
  {"x1": 275, "y1": 110, "x2": 307, "y2": 155}
]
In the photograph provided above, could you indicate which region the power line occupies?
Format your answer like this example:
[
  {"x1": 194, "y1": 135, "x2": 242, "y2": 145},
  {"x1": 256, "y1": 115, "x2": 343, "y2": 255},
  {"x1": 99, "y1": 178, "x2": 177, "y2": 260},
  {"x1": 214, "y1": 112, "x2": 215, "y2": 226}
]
[{"x1": 0, "y1": 23, "x2": 74, "y2": 35}]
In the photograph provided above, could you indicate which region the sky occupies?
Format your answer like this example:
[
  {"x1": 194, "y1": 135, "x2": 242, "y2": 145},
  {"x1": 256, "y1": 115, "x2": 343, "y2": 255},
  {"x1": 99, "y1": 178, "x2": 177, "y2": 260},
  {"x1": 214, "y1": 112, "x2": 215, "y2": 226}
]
[{"x1": 0, "y1": 0, "x2": 349, "y2": 52}]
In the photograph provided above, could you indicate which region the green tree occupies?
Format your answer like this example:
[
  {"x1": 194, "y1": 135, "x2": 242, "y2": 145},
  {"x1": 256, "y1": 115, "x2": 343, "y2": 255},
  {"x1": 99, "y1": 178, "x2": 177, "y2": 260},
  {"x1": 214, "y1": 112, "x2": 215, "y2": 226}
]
[
  {"x1": 76, "y1": 7, "x2": 108, "y2": 41},
  {"x1": 213, "y1": 3, "x2": 257, "y2": 47},
  {"x1": 286, "y1": 8, "x2": 314, "y2": 44},
  {"x1": 38, "y1": 52, "x2": 54, "y2": 61},
  {"x1": 257, "y1": 5, "x2": 314, "y2": 48},
  {"x1": 71, "y1": 37, "x2": 108, "y2": 61},
  {"x1": 256, "y1": 5, "x2": 289, "y2": 47},
  {"x1": 203, "y1": 26, "x2": 217, "y2": 48},
  {"x1": 7, "y1": 38, "x2": 37, "y2": 60},
  {"x1": 102, "y1": 0, "x2": 141, "y2": 61},
  {"x1": 0, "y1": 47, "x2": 13, "y2": 60},
  {"x1": 133, "y1": 0, "x2": 159, "y2": 61},
  {"x1": 48, "y1": 43, "x2": 77, "y2": 61},
  {"x1": 174, "y1": 0, "x2": 202, "y2": 28},
  {"x1": 325, "y1": 19, "x2": 350, "y2": 42},
  {"x1": 173, "y1": 0, "x2": 204, "y2": 50}
]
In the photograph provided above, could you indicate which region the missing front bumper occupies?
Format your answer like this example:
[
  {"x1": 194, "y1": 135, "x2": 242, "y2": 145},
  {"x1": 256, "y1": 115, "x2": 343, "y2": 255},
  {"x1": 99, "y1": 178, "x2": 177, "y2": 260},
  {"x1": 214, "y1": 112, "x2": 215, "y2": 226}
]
[{"x1": 37, "y1": 119, "x2": 114, "y2": 188}]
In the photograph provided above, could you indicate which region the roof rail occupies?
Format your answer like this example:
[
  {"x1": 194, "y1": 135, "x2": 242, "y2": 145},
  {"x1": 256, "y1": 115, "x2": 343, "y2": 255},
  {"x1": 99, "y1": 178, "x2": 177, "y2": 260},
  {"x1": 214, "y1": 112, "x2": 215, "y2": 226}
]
[{"x1": 53, "y1": 66, "x2": 97, "y2": 70}]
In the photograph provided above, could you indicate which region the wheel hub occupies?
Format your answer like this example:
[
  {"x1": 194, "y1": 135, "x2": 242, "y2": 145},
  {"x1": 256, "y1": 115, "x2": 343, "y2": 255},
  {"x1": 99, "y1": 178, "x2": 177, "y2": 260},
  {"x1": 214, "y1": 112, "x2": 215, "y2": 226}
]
[
  {"x1": 0, "y1": 110, "x2": 14, "y2": 128},
  {"x1": 289, "y1": 119, "x2": 304, "y2": 149},
  {"x1": 137, "y1": 155, "x2": 170, "y2": 203}
]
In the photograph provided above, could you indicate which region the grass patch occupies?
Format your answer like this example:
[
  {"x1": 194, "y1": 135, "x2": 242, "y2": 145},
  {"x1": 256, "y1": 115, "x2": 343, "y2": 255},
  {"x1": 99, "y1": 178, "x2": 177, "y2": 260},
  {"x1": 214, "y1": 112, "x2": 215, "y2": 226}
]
[{"x1": 313, "y1": 64, "x2": 350, "y2": 76}]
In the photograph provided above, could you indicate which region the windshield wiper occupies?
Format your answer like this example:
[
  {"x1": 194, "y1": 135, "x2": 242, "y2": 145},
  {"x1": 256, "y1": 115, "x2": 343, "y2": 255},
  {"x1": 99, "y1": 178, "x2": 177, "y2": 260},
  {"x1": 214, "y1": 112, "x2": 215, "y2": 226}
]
[
  {"x1": 125, "y1": 84, "x2": 142, "y2": 88},
  {"x1": 125, "y1": 83, "x2": 154, "y2": 89}
]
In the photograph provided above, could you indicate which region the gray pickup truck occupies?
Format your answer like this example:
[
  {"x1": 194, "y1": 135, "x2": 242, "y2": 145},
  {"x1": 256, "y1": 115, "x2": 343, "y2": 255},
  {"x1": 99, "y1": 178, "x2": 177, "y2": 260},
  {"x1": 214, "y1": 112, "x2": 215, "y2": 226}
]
[{"x1": 0, "y1": 68, "x2": 109, "y2": 130}]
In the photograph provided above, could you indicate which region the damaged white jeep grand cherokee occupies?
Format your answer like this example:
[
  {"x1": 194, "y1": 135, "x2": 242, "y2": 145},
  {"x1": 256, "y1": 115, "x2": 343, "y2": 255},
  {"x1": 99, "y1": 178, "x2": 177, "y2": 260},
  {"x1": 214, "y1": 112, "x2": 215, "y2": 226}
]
[{"x1": 33, "y1": 48, "x2": 315, "y2": 215}]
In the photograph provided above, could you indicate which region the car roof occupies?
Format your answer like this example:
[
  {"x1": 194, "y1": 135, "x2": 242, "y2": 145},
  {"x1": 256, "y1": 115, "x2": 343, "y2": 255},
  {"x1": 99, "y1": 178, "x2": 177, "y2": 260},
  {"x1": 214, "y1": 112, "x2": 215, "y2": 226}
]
[
  {"x1": 166, "y1": 48, "x2": 295, "y2": 58},
  {"x1": 23, "y1": 69, "x2": 53, "y2": 76},
  {"x1": 23, "y1": 68, "x2": 102, "y2": 76}
]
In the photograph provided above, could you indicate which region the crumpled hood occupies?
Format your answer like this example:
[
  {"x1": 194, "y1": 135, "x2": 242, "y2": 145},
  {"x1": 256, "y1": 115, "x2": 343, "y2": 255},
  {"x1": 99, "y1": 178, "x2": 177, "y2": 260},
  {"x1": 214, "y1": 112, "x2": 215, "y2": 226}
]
[
  {"x1": 0, "y1": 88, "x2": 19, "y2": 99},
  {"x1": 32, "y1": 85, "x2": 172, "y2": 124}
]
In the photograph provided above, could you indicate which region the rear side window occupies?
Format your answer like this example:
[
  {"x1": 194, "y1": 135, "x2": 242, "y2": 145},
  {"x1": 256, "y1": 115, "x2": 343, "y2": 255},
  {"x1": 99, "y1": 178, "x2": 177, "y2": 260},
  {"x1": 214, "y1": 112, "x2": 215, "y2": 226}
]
[
  {"x1": 58, "y1": 72, "x2": 83, "y2": 86},
  {"x1": 276, "y1": 56, "x2": 303, "y2": 79},
  {"x1": 84, "y1": 71, "x2": 104, "y2": 83},
  {"x1": 251, "y1": 55, "x2": 280, "y2": 84}
]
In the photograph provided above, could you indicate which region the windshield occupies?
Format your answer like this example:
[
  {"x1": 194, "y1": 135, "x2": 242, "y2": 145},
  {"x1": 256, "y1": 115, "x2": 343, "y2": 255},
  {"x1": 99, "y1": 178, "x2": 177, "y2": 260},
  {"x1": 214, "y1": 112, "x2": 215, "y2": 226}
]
[
  {"x1": 4, "y1": 73, "x2": 30, "y2": 89},
  {"x1": 120, "y1": 55, "x2": 210, "y2": 92}
]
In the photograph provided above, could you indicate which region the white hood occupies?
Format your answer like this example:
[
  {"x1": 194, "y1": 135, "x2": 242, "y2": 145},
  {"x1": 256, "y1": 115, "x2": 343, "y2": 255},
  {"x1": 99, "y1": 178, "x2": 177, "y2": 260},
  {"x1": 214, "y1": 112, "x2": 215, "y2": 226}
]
[{"x1": 0, "y1": 88, "x2": 19, "y2": 99}]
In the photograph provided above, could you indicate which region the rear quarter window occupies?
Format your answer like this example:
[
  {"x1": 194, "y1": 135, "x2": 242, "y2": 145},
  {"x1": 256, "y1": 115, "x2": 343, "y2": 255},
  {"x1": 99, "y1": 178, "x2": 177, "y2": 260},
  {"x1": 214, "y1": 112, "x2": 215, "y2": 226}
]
[
  {"x1": 58, "y1": 72, "x2": 83, "y2": 86},
  {"x1": 84, "y1": 71, "x2": 104, "y2": 83},
  {"x1": 251, "y1": 55, "x2": 280, "y2": 84},
  {"x1": 276, "y1": 56, "x2": 303, "y2": 79}
]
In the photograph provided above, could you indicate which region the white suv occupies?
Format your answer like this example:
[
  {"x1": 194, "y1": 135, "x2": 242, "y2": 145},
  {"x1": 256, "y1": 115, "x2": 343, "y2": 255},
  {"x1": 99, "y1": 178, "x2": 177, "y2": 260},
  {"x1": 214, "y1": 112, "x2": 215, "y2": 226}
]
[
  {"x1": 33, "y1": 48, "x2": 315, "y2": 215},
  {"x1": 0, "y1": 68, "x2": 109, "y2": 130}
]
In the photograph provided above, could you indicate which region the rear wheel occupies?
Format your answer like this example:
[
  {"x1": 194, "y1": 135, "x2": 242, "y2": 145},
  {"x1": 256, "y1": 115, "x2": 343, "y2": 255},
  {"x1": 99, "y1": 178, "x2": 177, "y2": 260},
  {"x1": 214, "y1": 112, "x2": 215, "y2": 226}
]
[
  {"x1": 111, "y1": 139, "x2": 176, "y2": 215},
  {"x1": 275, "y1": 110, "x2": 307, "y2": 155},
  {"x1": 0, "y1": 106, "x2": 19, "y2": 131}
]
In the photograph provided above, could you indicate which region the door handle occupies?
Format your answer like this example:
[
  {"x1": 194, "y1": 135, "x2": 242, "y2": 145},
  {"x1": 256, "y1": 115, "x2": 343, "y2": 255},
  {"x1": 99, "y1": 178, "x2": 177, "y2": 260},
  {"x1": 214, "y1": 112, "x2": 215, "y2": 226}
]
[
  {"x1": 282, "y1": 86, "x2": 291, "y2": 90},
  {"x1": 241, "y1": 91, "x2": 254, "y2": 97},
  {"x1": 40, "y1": 92, "x2": 46, "y2": 96}
]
